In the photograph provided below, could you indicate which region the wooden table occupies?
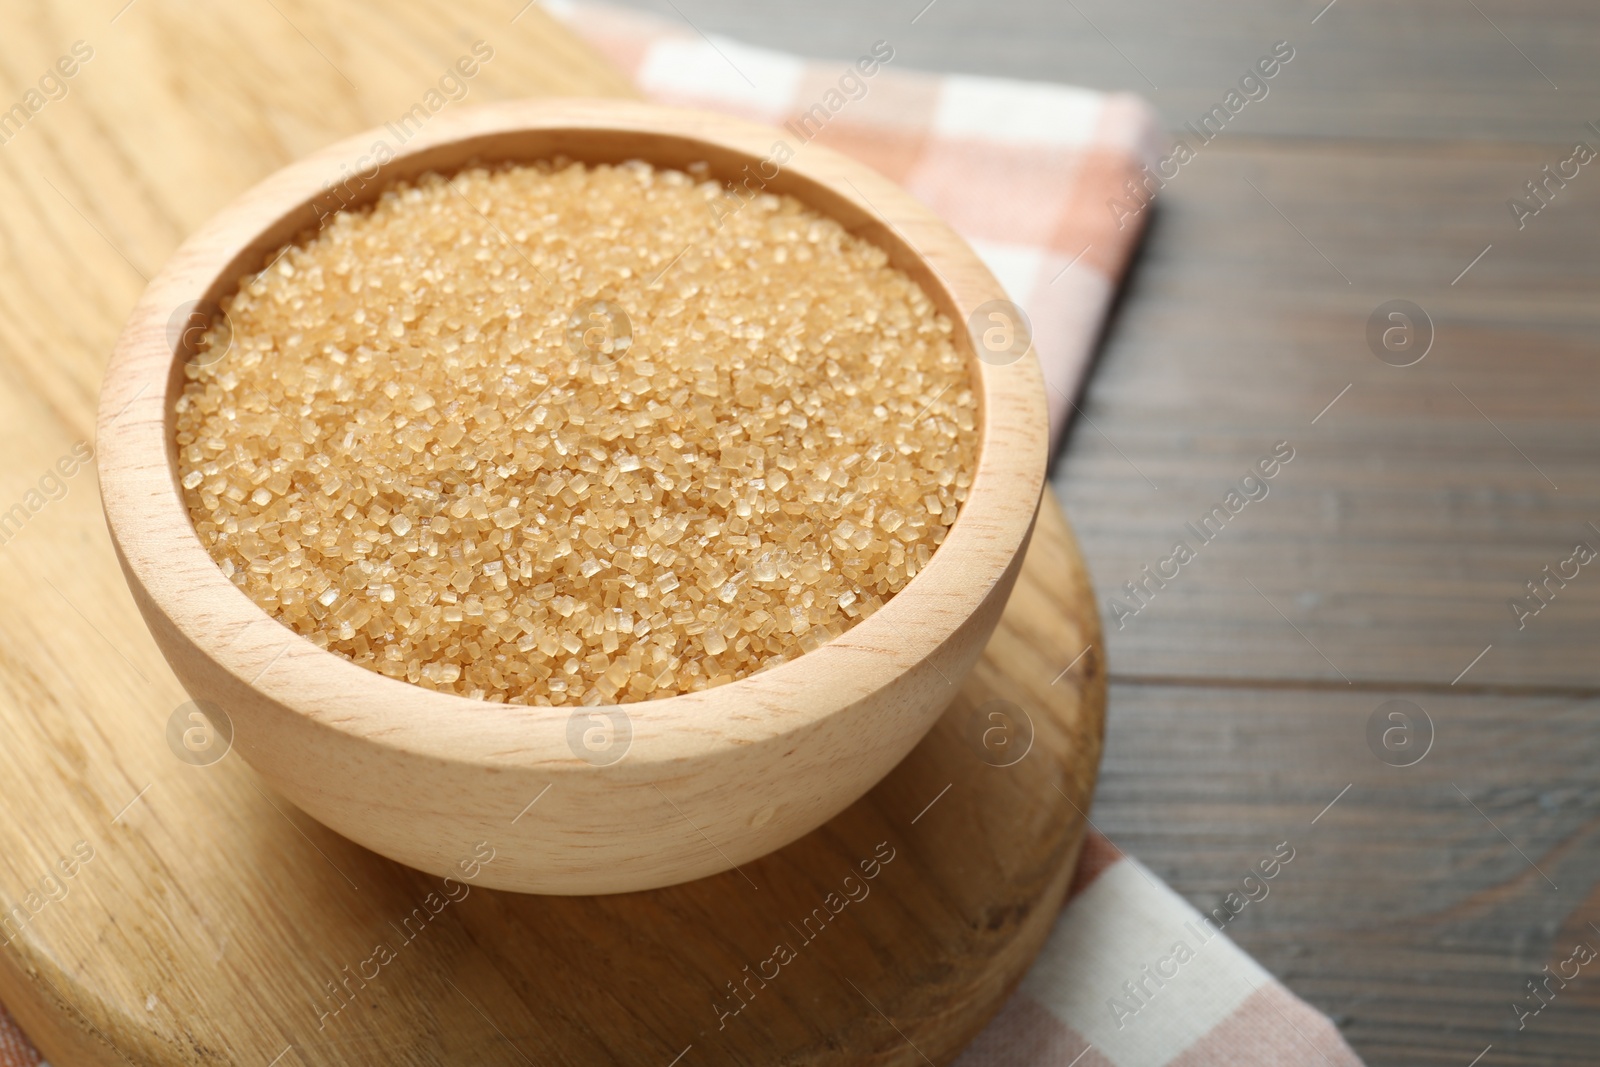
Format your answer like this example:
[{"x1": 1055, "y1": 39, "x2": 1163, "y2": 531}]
[
  {"x1": 2, "y1": 0, "x2": 1595, "y2": 1063},
  {"x1": 609, "y1": 1, "x2": 1600, "y2": 1065}
]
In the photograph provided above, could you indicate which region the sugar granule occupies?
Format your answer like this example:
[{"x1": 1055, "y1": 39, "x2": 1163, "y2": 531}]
[{"x1": 174, "y1": 159, "x2": 977, "y2": 705}]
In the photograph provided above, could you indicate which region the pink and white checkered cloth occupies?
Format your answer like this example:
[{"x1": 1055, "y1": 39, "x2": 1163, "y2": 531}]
[{"x1": 0, "y1": 7, "x2": 1366, "y2": 1064}]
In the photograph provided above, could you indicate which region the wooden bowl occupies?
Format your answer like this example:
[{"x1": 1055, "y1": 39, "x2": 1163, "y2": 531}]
[{"x1": 95, "y1": 99, "x2": 1047, "y2": 894}]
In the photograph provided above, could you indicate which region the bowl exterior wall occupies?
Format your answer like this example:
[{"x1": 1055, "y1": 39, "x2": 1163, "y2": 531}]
[{"x1": 117, "y1": 522, "x2": 1029, "y2": 893}]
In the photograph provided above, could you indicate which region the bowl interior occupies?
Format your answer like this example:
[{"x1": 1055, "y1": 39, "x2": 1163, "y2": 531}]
[{"x1": 108, "y1": 100, "x2": 1045, "y2": 756}]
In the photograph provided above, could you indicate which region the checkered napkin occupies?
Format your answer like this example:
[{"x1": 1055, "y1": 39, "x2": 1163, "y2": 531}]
[{"x1": 0, "y1": 8, "x2": 1366, "y2": 1065}]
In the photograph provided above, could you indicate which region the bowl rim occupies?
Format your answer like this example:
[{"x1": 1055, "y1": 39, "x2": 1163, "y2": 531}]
[{"x1": 96, "y1": 97, "x2": 1047, "y2": 769}]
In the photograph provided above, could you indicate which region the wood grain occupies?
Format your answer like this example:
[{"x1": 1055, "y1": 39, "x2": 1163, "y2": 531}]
[
  {"x1": 1055, "y1": 138, "x2": 1600, "y2": 692},
  {"x1": 1095, "y1": 683, "x2": 1600, "y2": 1067},
  {"x1": 0, "y1": 491, "x2": 1102, "y2": 1067},
  {"x1": 7, "y1": 0, "x2": 1593, "y2": 1062}
]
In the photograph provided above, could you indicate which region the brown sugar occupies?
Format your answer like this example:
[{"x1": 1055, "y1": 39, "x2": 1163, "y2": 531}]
[{"x1": 174, "y1": 159, "x2": 977, "y2": 705}]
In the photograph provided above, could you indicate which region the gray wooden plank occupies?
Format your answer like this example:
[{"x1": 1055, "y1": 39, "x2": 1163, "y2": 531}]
[
  {"x1": 1053, "y1": 137, "x2": 1600, "y2": 690},
  {"x1": 1097, "y1": 683, "x2": 1600, "y2": 1066}
]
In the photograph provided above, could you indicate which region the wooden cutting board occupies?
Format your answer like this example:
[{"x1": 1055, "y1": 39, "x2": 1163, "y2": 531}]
[{"x1": 0, "y1": 3, "x2": 1105, "y2": 1064}]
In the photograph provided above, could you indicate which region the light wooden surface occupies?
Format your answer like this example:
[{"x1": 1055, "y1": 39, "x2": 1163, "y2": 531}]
[
  {"x1": 0, "y1": 2, "x2": 1103, "y2": 1064},
  {"x1": 605, "y1": 1, "x2": 1600, "y2": 1063},
  {"x1": 1, "y1": 481, "x2": 1101, "y2": 1066},
  {"x1": 96, "y1": 97, "x2": 1048, "y2": 895}
]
